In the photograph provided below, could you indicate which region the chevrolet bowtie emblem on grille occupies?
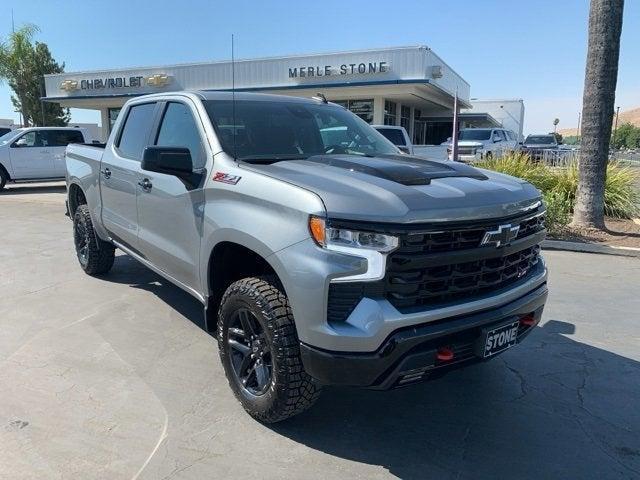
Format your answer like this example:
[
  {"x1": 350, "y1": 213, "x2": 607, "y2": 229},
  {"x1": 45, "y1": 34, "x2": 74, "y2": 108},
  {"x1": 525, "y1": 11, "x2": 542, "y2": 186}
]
[
  {"x1": 60, "y1": 80, "x2": 78, "y2": 91},
  {"x1": 146, "y1": 74, "x2": 171, "y2": 87},
  {"x1": 481, "y1": 224, "x2": 520, "y2": 248}
]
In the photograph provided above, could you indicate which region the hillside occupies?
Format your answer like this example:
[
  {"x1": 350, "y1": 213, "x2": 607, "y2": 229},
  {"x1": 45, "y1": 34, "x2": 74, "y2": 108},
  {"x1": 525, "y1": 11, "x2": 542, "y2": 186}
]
[{"x1": 558, "y1": 106, "x2": 640, "y2": 137}]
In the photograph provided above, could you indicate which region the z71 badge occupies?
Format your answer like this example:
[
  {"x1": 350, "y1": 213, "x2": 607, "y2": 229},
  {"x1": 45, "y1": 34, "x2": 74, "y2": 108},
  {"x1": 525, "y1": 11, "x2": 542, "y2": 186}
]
[{"x1": 213, "y1": 172, "x2": 241, "y2": 185}]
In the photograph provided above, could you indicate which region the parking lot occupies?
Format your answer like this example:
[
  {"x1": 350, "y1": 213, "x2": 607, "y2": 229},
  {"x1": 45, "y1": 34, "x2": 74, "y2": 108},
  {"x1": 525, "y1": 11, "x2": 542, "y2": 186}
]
[{"x1": 0, "y1": 183, "x2": 639, "y2": 480}]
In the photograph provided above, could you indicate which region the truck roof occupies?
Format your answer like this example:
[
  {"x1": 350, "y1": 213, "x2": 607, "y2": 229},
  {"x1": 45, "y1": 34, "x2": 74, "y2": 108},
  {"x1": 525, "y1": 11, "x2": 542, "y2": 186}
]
[{"x1": 133, "y1": 90, "x2": 337, "y2": 105}]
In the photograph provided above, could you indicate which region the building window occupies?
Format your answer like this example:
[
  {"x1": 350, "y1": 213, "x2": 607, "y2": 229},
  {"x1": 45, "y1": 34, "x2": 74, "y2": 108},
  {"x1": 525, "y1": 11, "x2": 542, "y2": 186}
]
[
  {"x1": 400, "y1": 105, "x2": 410, "y2": 132},
  {"x1": 334, "y1": 99, "x2": 374, "y2": 124},
  {"x1": 384, "y1": 100, "x2": 396, "y2": 125},
  {"x1": 108, "y1": 108, "x2": 121, "y2": 133}
]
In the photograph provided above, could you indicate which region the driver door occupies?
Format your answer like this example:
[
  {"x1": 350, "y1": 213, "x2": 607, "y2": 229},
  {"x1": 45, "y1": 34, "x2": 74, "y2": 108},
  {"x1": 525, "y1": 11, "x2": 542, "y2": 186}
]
[
  {"x1": 136, "y1": 100, "x2": 206, "y2": 292},
  {"x1": 9, "y1": 130, "x2": 54, "y2": 179}
]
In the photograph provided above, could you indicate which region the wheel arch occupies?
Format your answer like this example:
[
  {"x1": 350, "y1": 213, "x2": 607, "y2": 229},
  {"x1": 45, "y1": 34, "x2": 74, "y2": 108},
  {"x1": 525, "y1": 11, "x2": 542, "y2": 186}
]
[
  {"x1": 68, "y1": 182, "x2": 88, "y2": 217},
  {"x1": 0, "y1": 162, "x2": 10, "y2": 181},
  {"x1": 204, "y1": 239, "x2": 289, "y2": 332}
]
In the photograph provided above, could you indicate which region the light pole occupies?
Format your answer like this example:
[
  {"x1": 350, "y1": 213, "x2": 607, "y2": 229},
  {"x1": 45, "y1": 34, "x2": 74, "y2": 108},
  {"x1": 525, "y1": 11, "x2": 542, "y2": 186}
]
[
  {"x1": 553, "y1": 118, "x2": 559, "y2": 133},
  {"x1": 577, "y1": 111, "x2": 581, "y2": 141},
  {"x1": 613, "y1": 106, "x2": 620, "y2": 148}
]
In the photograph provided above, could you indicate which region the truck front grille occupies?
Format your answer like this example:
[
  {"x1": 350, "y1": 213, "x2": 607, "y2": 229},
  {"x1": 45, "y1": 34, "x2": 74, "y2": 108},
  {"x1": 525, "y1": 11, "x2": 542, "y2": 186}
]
[{"x1": 326, "y1": 210, "x2": 545, "y2": 323}]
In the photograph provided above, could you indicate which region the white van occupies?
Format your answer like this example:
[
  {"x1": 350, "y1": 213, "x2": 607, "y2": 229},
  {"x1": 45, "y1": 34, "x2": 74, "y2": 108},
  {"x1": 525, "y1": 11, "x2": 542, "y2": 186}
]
[{"x1": 0, "y1": 127, "x2": 91, "y2": 190}]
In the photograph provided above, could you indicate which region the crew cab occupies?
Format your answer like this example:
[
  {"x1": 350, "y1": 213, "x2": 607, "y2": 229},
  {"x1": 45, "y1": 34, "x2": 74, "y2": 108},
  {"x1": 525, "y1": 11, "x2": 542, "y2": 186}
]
[
  {"x1": 65, "y1": 91, "x2": 548, "y2": 423},
  {"x1": 372, "y1": 125, "x2": 414, "y2": 154},
  {"x1": 0, "y1": 127, "x2": 90, "y2": 190},
  {"x1": 443, "y1": 128, "x2": 518, "y2": 162}
]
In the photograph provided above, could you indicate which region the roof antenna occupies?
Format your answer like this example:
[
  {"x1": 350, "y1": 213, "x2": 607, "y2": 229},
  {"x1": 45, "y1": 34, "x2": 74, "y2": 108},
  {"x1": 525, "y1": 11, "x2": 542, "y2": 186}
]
[
  {"x1": 231, "y1": 34, "x2": 237, "y2": 160},
  {"x1": 313, "y1": 92, "x2": 328, "y2": 104}
]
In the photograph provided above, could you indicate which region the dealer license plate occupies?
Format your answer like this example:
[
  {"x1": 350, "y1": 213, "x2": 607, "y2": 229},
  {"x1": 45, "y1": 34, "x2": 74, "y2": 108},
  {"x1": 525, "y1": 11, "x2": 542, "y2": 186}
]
[{"x1": 477, "y1": 320, "x2": 520, "y2": 358}]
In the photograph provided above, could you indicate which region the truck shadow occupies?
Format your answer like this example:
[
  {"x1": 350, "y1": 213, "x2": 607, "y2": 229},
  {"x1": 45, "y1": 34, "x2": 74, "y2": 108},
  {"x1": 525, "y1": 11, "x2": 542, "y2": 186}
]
[
  {"x1": 270, "y1": 320, "x2": 640, "y2": 479},
  {"x1": 103, "y1": 255, "x2": 640, "y2": 479}
]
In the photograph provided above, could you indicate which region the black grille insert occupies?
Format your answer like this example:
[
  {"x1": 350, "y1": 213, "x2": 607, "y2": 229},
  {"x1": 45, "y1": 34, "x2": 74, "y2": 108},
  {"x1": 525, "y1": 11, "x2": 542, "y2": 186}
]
[{"x1": 326, "y1": 211, "x2": 545, "y2": 322}]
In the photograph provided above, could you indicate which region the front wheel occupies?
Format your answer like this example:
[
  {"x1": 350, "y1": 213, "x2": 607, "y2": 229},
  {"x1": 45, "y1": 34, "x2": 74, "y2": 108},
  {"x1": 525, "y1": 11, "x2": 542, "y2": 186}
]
[
  {"x1": 73, "y1": 204, "x2": 115, "y2": 275},
  {"x1": 0, "y1": 169, "x2": 7, "y2": 191},
  {"x1": 217, "y1": 276, "x2": 321, "y2": 423}
]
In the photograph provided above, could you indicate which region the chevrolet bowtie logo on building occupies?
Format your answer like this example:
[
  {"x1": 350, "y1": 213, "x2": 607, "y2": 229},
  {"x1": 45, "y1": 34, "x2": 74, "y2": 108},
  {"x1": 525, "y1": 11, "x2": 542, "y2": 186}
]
[
  {"x1": 60, "y1": 80, "x2": 79, "y2": 92},
  {"x1": 146, "y1": 74, "x2": 171, "y2": 87},
  {"x1": 481, "y1": 224, "x2": 520, "y2": 248}
]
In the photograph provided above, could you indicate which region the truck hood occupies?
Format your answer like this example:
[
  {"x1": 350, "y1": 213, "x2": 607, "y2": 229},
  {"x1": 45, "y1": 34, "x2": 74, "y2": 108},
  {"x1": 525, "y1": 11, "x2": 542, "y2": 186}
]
[
  {"x1": 442, "y1": 141, "x2": 485, "y2": 148},
  {"x1": 243, "y1": 154, "x2": 542, "y2": 223}
]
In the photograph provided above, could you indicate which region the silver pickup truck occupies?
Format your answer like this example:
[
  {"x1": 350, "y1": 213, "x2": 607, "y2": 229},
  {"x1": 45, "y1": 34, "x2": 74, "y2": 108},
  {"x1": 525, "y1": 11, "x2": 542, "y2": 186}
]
[{"x1": 66, "y1": 91, "x2": 548, "y2": 422}]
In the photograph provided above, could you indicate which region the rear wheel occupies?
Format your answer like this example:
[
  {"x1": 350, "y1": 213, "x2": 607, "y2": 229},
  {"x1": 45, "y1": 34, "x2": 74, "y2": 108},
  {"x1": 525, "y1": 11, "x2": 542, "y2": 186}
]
[
  {"x1": 217, "y1": 276, "x2": 321, "y2": 423},
  {"x1": 73, "y1": 204, "x2": 115, "y2": 275}
]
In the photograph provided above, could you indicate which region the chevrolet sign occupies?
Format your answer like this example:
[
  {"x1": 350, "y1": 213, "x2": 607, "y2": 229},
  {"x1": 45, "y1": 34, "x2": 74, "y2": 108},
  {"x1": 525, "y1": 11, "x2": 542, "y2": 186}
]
[{"x1": 58, "y1": 74, "x2": 172, "y2": 92}]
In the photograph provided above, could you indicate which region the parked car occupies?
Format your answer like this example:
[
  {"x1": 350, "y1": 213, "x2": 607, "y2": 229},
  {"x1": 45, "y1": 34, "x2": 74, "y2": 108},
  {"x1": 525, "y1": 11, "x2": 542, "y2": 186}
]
[
  {"x1": 372, "y1": 125, "x2": 414, "y2": 154},
  {"x1": 0, "y1": 127, "x2": 91, "y2": 190},
  {"x1": 65, "y1": 91, "x2": 548, "y2": 423},
  {"x1": 443, "y1": 128, "x2": 519, "y2": 162},
  {"x1": 521, "y1": 134, "x2": 559, "y2": 160}
]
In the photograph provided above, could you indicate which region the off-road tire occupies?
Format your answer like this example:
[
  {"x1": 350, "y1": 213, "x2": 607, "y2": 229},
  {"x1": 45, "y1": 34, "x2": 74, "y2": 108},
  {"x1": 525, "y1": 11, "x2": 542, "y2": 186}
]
[
  {"x1": 73, "y1": 204, "x2": 115, "y2": 275},
  {"x1": 217, "y1": 276, "x2": 321, "y2": 423}
]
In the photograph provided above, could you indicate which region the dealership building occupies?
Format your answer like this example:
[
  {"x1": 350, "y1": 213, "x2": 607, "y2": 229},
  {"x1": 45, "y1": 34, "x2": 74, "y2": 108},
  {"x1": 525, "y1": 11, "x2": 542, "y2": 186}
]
[{"x1": 43, "y1": 46, "x2": 524, "y2": 145}]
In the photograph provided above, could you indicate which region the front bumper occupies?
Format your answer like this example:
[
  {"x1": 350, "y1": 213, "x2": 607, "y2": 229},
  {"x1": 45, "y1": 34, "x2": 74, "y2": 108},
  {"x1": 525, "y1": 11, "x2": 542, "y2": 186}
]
[{"x1": 300, "y1": 282, "x2": 547, "y2": 389}]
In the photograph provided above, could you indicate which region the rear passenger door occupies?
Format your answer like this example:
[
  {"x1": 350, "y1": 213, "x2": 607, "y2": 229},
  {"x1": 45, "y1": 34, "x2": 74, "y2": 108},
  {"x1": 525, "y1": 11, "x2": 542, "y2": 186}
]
[
  {"x1": 136, "y1": 100, "x2": 206, "y2": 292},
  {"x1": 43, "y1": 129, "x2": 85, "y2": 176},
  {"x1": 100, "y1": 102, "x2": 158, "y2": 252}
]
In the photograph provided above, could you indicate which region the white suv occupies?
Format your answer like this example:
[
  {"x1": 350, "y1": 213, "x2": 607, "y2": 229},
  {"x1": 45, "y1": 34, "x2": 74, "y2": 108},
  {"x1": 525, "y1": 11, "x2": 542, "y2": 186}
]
[
  {"x1": 0, "y1": 127, "x2": 91, "y2": 190},
  {"x1": 444, "y1": 128, "x2": 518, "y2": 162}
]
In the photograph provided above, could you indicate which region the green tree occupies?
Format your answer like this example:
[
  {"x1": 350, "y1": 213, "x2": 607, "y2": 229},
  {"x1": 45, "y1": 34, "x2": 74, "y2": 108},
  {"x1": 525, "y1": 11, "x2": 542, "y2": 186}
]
[
  {"x1": 572, "y1": 0, "x2": 625, "y2": 230},
  {"x1": 0, "y1": 24, "x2": 69, "y2": 126},
  {"x1": 612, "y1": 122, "x2": 640, "y2": 149},
  {"x1": 550, "y1": 132, "x2": 563, "y2": 144}
]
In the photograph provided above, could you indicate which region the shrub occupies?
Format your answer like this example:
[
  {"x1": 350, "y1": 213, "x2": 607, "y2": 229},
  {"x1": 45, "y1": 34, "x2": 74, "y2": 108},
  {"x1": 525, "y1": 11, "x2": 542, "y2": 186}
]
[{"x1": 477, "y1": 153, "x2": 640, "y2": 223}]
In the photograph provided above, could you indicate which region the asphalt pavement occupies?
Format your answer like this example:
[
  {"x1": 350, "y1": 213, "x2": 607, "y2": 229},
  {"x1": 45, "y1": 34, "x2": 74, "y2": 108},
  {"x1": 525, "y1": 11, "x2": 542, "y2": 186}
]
[{"x1": 0, "y1": 183, "x2": 638, "y2": 480}]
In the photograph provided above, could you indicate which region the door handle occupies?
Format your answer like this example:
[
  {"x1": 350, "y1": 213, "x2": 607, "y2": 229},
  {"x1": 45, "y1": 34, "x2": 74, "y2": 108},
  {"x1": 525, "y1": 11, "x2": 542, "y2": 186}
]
[
  {"x1": 100, "y1": 168, "x2": 111, "y2": 179},
  {"x1": 137, "y1": 178, "x2": 152, "y2": 192}
]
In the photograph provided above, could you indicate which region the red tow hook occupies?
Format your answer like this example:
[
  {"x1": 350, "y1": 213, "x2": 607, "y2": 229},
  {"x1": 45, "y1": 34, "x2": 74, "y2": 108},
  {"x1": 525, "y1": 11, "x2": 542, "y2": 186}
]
[
  {"x1": 436, "y1": 347, "x2": 455, "y2": 362},
  {"x1": 520, "y1": 313, "x2": 536, "y2": 327}
]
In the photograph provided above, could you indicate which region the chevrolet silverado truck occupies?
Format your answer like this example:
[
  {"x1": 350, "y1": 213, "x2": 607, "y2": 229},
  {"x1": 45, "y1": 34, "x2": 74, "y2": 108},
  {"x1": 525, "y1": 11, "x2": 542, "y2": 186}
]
[{"x1": 65, "y1": 91, "x2": 548, "y2": 423}]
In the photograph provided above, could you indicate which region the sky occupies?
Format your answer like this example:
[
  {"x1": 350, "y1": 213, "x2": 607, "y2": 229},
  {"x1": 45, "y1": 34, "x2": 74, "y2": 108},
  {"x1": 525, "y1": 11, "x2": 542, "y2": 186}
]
[{"x1": 0, "y1": 0, "x2": 638, "y2": 135}]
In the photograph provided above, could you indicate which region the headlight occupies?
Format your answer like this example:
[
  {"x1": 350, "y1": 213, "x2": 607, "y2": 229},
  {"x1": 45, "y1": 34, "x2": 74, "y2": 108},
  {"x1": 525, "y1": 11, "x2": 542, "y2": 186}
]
[
  {"x1": 309, "y1": 216, "x2": 398, "y2": 252},
  {"x1": 309, "y1": 216, "x2": 399, "y2": 282}
]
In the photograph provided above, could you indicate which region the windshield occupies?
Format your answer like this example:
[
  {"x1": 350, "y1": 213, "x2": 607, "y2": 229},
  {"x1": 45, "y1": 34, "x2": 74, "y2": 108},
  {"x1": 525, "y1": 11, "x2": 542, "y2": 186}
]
[
  {"x1": 375, "y1": 127, "x2": 406, "y2": 146},
  {"x1": 525, "y1": 135, "x2": 556, "y2": 145},
  {"x1": 458, "y1": 129, "x2": 492, "y2": 141},
  {"x1": 0, "y1": 130, "x2": 20, "y2": 146},
  {"x1": 204, "y1": 100, "x2": 398, "y2": 161}
]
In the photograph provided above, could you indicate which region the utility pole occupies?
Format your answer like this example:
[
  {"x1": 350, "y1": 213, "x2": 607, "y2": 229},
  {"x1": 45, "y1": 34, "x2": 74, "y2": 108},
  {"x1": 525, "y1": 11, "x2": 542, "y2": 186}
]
[
  {"x1": 450, "y1": 90, "x2": 459, "y2": 161},
  {"x1": 613, "y1": 106, "x2": 620, "y2": 147},
  {"x1": 11, "y1": 9, "x2": 15, "y2": 33},
  {"x1": 577, "y1": 111, "x2": 581, "y2": 141}
]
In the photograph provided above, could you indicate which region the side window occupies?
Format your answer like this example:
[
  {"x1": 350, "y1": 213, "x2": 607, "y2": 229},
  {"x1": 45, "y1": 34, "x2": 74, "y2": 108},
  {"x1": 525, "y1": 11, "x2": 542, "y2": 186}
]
[
  {"x1": 155, "y1": 102, "x2": 205, "y2": 168},
  {"x1": 44, "y1": 130, "x2": 85, "y2": 147},
  {"x1": 116, "y1": 103, "x2": 157, "y2": 160},
  {"x1": 13, "y1": 131, "x2": 44, "y2": 147},
  {"x1": 493, "y1": 130, "x2": 506, "y2": 142}
]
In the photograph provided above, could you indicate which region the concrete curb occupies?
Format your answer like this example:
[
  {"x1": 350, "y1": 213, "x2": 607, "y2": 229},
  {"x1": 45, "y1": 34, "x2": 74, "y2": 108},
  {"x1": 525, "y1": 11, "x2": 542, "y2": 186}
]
[{"x1": 542, "y1": 239, "x2": 640, "y2": 257}]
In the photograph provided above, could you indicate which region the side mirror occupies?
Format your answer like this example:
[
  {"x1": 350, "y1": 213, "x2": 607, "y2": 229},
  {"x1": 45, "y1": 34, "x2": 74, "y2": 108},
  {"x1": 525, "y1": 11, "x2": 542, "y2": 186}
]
[
  {"x1": 142, "y1": 146, "x2": 202, "y2": 189},
  {"x1": 13, "y1": 138, "x2": 28, "y2": 148},
  {"x1": 398, "y1": 146, "x2": 410, "y2": 154}
]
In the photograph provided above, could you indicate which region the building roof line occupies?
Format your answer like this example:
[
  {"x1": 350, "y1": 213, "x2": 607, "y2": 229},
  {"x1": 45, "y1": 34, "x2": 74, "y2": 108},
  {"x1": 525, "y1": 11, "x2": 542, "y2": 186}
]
[{"x1": 44, "y1": 45, "x2": 432, "y2": 79}]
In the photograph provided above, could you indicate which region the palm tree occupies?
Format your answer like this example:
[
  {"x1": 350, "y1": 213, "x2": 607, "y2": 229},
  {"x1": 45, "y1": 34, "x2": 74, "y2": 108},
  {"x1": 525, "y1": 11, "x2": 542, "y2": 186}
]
[
  {"x1": 0, "y1": 24, "x2": 40, "y2": 126},
  {"x1": 572, "y1": 0, "x2": 625, "y2": 229}
]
